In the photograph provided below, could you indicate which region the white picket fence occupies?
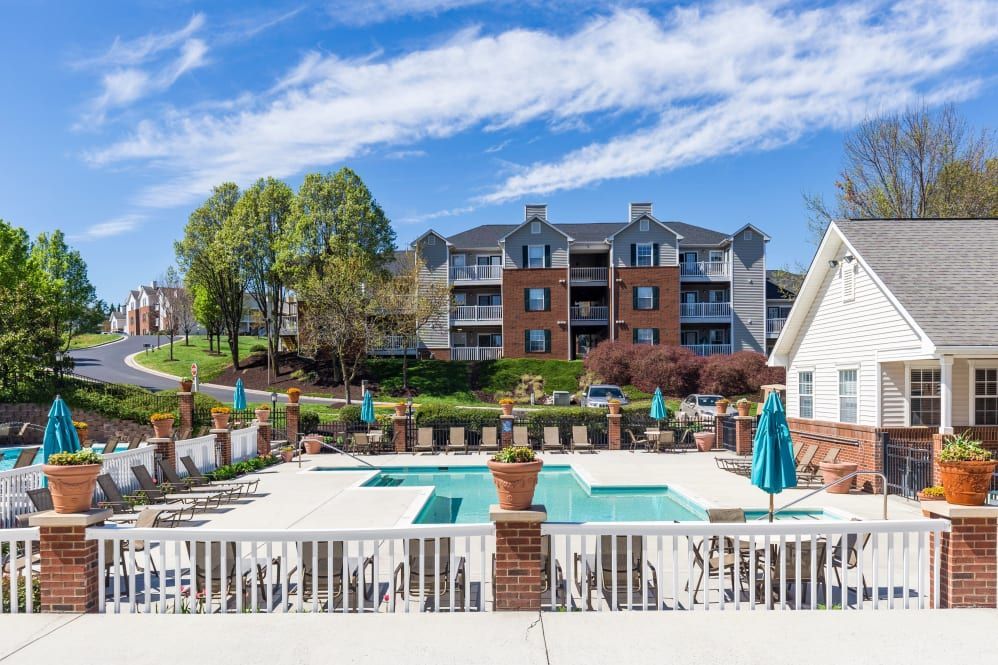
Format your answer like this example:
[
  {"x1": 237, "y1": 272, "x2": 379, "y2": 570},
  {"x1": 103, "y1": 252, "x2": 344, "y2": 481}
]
[
  {"x1": 0, "y1": 527, "x2": 39, "y2": 614},
  {"x1": 0, "y1": 466, "x2": 44, "y2": 528},
  {"x1": 174, "y1": 435, "x2": 217, "y2": 476},
  {"x1": 231, "y1": 426, "x2": 259, "y2": 463},
  {"x1": 97, "y1": 446, "x2": 155, "y2": 500}
]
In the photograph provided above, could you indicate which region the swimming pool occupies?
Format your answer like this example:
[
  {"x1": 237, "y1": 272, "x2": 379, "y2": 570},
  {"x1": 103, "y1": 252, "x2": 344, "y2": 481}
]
[
  {"x1": 0, "y1": 443, "x2": 127, "y2": 471},
  {"x1": 318, "y1": 465, "x2": 833, "y2": 524}
]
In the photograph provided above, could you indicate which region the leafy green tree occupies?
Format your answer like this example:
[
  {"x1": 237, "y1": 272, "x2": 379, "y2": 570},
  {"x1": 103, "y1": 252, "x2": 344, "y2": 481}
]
[
  {"x1": 191, "y1": 283, "x2": 224, "y2": 354},
  {"x1": 30, "y1": 230, "x2": 96, "y2": 355}
]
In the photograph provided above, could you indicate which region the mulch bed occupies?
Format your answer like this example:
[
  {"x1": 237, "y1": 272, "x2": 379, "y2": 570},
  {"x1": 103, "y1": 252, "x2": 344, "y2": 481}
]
[{"x1": 209, "y1": 352, "x2": 370, "y2": 403}]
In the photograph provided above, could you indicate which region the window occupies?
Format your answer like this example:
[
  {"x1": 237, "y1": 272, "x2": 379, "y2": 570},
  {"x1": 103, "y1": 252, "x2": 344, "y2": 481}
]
[
  {"x1": 842, "y1": 264, "x2": 855, "y2": 303},
  {"x1": 477, "y1": 255, "x2": 501, "y2": 266},
  {"x1": 639, "y1": 219, "x2": 649, "y2": 232},
  {"x1": 634, "y1": 286, "x2": 655, "y2": 310},
  {"x1": 479, "y1": 333, "x2": 502, "y2": 348},
  {"x1": 975, "y1": 368, "x2": 998, "y2": 425},
  {"x1": 636, "y1": 243, "x2": 653, "y2": 266},
  {"x1": 451, "y1": 254, "x2": 465, "y2": 267},
  {"x1": 681, "y1": 331, "x2": 698, "y2": 345},
  {"x1": 708, "y1": 328, "x2": 726, "y2": 344},
  {"x1": 681, "y1": 292, "x2": 698, "y2": 304},
  {"x1": 526, "y1": 288, "x2": 548, "y2": 312},
  {"x1": 910, "y1": 368, "x2": 940, "y2": 427},
  {"x1": 452, "y1": 332, "x2": 467, "y2": 347},
  {"x1": 526, "y1": 329, "x2": 548, "y2": 353},
  {"x1": 478, "y1": 294, "x2": 501, "y2": 306},
  {"x1": 839, "y1": 369, "x2": 858, "y2": 423},
  {"x1": 709, "y1": 250, "x2": 724, "y2": 263},
  {"x1": 426, "y1": 234, "x2": 436, "y2": 245},
  {"x1": 634, "y1": 328, "x2": 657, "y2": 345},
  {"x1": 708, "y1": 290, "x2": 727, "y2": 303},
  {"x1": 798, "y1": 371, "x2": 813, "y2": 419},
  {"x1": 530, "y1": 221, "x2": 541, "y2": 234},
  {"x1": 744, "y1": 229, "x2": 753, "y2": 240},
  {"x1": 527, "y1": 245, "x2": 545, "y2": 268},
  {"x1": 453, "y1": 292, "x2": 467, "y2": 306},
  {"x1": 680, "y1": 251, "x2": 698, "y2": 264}
]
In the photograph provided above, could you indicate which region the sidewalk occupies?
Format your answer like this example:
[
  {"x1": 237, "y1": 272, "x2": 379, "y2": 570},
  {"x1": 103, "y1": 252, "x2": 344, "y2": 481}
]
[{"x1": 1, "y1": 610, "x2": 992, "y2": 665}]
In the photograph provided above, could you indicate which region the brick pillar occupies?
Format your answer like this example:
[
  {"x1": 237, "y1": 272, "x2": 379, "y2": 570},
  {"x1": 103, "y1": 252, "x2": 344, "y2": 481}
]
[
  {"x1": 922, "y1": 502, "x2": 998, "y2": 608},
  {"x1": 178, "y1": 391, "x2": 194, "y2": 434},
  {"x1": 734, "y1": 416, "x2": 754, "y2": 455},
  {"x1": 607, "y1": 413, "x2": 622, "y2": 451},
  {"x1": 286, "y1": 403, "x2": 300, "y2": 447},
  {"x1": 30, "y1": 509, "x2": 111, "y2": 613},
  {"x1": 257, "y1": 422, "x2": 272, "y2": 457},
  {"x1": 213, "y1": 429, "x2": 231, "y2": 466},
  {"x1": 500, "y1": 415, "x2": 515, "y2": 448},
  {"x1": 393, "y1": 416, "x2": 408, "y2": 453},
  {"x1": 932, "y1": 433, "x2": 945, "y2": 486},
  {"x1": 148, "y1": 437, "x2": 175, "y2": 476},
  {"x1": 490, "y1": 505, "x2": 547, "y2": 611}
]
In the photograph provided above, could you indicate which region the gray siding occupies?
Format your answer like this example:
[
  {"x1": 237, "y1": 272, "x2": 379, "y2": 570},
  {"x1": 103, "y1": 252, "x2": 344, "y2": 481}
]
[
  {"x1": 503, "y1": 221, "x2": 569, "y2": 268},
  {"x1": 730, "y1": 229, "x2": 766, "y2": 352},
  {"x1": 611, "y1": 220, "x2": 679, "y2": 267},
  {"x1": 415, "y1": 234, "x2": 450, "y2": 349}
]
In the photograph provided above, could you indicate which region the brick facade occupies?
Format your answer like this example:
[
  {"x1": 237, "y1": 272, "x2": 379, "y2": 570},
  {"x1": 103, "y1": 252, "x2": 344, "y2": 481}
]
[
  {"x1": 30, "y1": 509, "x2": 110, "y2": 613},
  {"x1": 734, "y1": 415, "x2": 754, "y2": 455},
  {"x1": 612, "y1": 266, "x2": 680, "y2": 345},
  {"x1": 607, "y1": 413, "x2": 622, "y2": 450},
  {"x1": 502, "y1": 268, "x2": 569, "y2": 359},
  {"x1": 285, "y1": 403, "x2": 299, "y2": 446},
  {"x1": 786, "y1": 418, "x2": 884, "y2": 492},
  {"x1": 427, "y1": 348, "x2": 451, "y2": 361},
  {"x1": 923, "y1": 504, "x2": 998, "y2": 608},
  {"x1": 490, "y1": 505, "x2": 547, "y2": 612}
]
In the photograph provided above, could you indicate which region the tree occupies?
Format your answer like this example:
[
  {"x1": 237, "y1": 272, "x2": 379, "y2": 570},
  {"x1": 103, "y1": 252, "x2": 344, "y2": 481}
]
[
  {"x1": 191, "y1": 283, "x2": 224, "y2": 355},
  {"x1": 176, "y1": 183, "x2": 247, "y2": 369},
  {"x1": 805, "y1": 104, "x2": 997, "y2": 242},
  {"x1": 173, "y1": 283, "x2": 196, "y2": 346},
  {"x1": 30, "y1": 230, "x2": 96, "y2": 355},
  {"x1": 159, "y1": 267, "x2": 183, "y2": 361}
]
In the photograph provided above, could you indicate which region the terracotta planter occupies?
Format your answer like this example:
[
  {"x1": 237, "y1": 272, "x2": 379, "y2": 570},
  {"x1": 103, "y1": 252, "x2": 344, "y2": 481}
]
[
  {"x1": 255, "y1": 408, "x2": 271, "y2": 424},
  {"x1": 151, "y1": 418, "x2": 174, "y2": 438},
  {"x1": 715, "y1": 400, "x2": 730, "y2": 415},
  {"x1": 917, "y1": 490, "x2": 945, "y2": 502},
  {"x1": 43, "y1": 464, "x2": 101, "y2": 514},
  {"x1": 737, "y1": 402, "x2": 751, "y2": 417},
  {"x1": 280, "y1": 450, "x2": 294, "y2": 463},
  {"x1": 288, "y1": 391, "x2": 301, "y2": 404},
  {"x1": 694, "y1": 432, "x2": 715, "y2": 452},
  {"x1": 487, "y1": 459, "x2": 543, "y2": 510},
  {"x1": 500, "y1": 403, "x2": 514, "y2": 416},
  {"x1": 394, "y1": 404, "x2": 407, "y2": 417},
  {"x1": 819, "y1": 461, "x2": 858, "y2": 494},
  {"x1": 211, "y1": 413, "x2": 230, "y2": 430},
  {"x1": 940, "y1": 460, "x2": 998, "y2": 506},
  {"x1": 608, "y1": 402, "x2": 621, "y2": 415},
  {"x1": 74, "y1": 427, "x2": 88, "y2": 445},
  {"x1": 180, "y1": 379, "x2": 193, "y2": 392},
  {"x1": 303, "y1": 436, "x2": 323, "y2": 455}
]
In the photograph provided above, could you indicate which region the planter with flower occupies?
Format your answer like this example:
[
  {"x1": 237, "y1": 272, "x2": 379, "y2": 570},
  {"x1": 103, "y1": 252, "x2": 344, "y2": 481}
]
[
  {"x1": 279, "y1": 445, "x2": 295, "y2": 463},
  {"x1": 180, "y1": 377, "x2": 193, "y2": 392},
  {"x1": 43, "y1": 450, "x2": 103, "y2": 514},
  {"x1": 736, "y1": 399, "x2": 751, "y2": 417},
  {"x1": 715, "y1": 398, "x2": 731, "y2": 415},
  {"x1": 210, "y1": 407, "x2": 231, "y2": 430},
  {"x1": 917, "y1": 485, "x2": 946, "y2": 502},
  {"x1": 938, "y1": 434, "x2": 996, "y2": 506},
  {"x1": 287, "y1": 388, "x2": 301, "y2": 404},
  {"x1": 607, "y1": 398, "x2": 622, "y2": 415},
  {"x1": 254, "y1": 406, "x2": 271, "y2": 424},
  {"x1": 487, "y1": 446, "x2": 543, "y2": 510},
  {"x1": 72, "y1": 421, "x2": 88, "y2": 445},
  {"x1": 499, "y1": 398, "x2": 515, "y2": 417},
  {"x1": 394, "y1": 402, "x2": 407, "y2": 417},
  {"x1": 150, "y1": 413, "x2": 175, "y2": 438}
]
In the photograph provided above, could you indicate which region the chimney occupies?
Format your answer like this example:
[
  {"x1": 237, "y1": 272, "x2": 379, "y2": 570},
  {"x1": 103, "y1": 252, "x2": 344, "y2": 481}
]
[
  {"x1": 525, "y1": 204, "x2": 547, "y2": 222},
  {"x1": 629, "y1": 203, "x2": 653, "y2": 221},
  {"x1": 150, "y1": 280, "x2": 158, "y2": 288}
]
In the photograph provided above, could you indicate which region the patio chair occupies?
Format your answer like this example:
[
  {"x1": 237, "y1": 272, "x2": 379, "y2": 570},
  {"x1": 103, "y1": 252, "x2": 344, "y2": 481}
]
[
  {"x1": 180, "y1": 456, "x2": 260, "y2": 494},
  {"x1": 131, "y1": 465, "x2": 222, "y2": 510},
  {"x1": 493, "y1": 535, "x2": 566, "y2": 606},
  {"x1": 157, "y1": 459, "x2": 241, "y2": 501},
  {"x1": 445, "y1": 427, "x2": 467, "y2": 454},
  {"x1": 186, "y1": 541, "x2": 275, "y2": 607},
  {"x1": 352, "y1": 432, "x2": 375, "y2": 456},
  {"x1": 13, "y1": 446, "x2": 39, "y2": 469},
  {"x1": 542, "y1": 427, "x2": 565, "y2": 453},
  {"x1": 687, "y1": 509, "x2": 758, "y2": 604},
  {"x1": 626, "y1": 429, "x2": 648, "y2": 452},
  {"x1": 570, "y1": 426, "x2": 595, "y2": 453},
  {"x1": 829, "y1": 521, "x2": 872, "y2": 601},
  {"x1": 764, "y1": 538, "x2": 827, "y2": 606},
  {"x1": 650, "y1": 430, "x2": 677, "y2": 453},
  {"x1": 513, "y1": 426, "x2": 529, "y2": 448},
  {"x1": 794, "y1": 445, "x2": 819, "y2": 483},
  {"x1": 575, "y1": 535, "x2": 658, "y2": 610},
  {"x1": 394, "y1": 538, "x2": 467, "y2": 609},
  {"x1": 415, "y1": 427, "x2": 435, "y2": 454},
  {"x1": 126, "y1": 438, "x2": 143, "y2": 450},
  {"x1": 792, "y1": 441, "x2": 803, "y2": 460},
  {"x1": 96, "y1": 473, "x2": 191, "y2": 522},
  {"x1": 288, "y1": 541, "x2": 373, "y2": 608},
  {"x1": 480, "y1": 427, "x2": 499, "y2": 453},
  {"x1": 13, "y1": 488, "x2": 54, "y2": 528}
]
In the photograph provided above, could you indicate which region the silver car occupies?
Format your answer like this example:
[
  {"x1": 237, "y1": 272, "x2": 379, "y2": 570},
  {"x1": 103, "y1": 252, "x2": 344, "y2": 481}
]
[
  {"x1": 679, "y1": 394, "x2": 735, "y2": 419},
  {"x1": 582, "y1": 384, "x2": 628, "y2": 408}
]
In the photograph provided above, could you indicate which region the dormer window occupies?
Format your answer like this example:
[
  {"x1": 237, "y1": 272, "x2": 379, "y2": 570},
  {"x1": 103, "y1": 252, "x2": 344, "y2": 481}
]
[
  {"x1": 530, "y1": 221, "x2": 541, "y2": 234},
  {"x1": 639, "y1": 219, "x2": 649, "y2": 232},
  {"x1": 744, "y1": 229, "x2": 753, "y2": 240},
  {"x1": 426, "y1": 234, "x2": 436, "y2": 245}
]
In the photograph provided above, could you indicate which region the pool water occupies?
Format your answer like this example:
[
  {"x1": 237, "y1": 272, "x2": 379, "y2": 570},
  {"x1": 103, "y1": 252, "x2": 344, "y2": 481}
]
[{"x1": 0, "y1": 443, "x2": 127, "y2": 471}]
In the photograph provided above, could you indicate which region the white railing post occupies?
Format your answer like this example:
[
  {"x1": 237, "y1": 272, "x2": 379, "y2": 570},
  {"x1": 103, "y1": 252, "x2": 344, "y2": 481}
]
[{"x1": 0, "y1": 465, "x2": 44, "y2": 528}]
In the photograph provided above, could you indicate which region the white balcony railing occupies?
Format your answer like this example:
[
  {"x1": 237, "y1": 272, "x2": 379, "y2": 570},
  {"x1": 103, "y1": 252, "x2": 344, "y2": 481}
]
[
  {"x1": 683, "y1": 343, "x2": 732, "y2": 356},
  {"x1": 570, "y1": 267, "x2": 608, "y2": 282},
  {"x1": 570, "y1": 305, "x2": 609, "y2": 321},
  {"x1": 452, "y1": 305, "x2": 503, "y2": 322},
  {"x1": 452, "y1": 346, "x2": 503, "y2": 361},
  {"x1": 369, "y1": 335, "x2": 417, "y2": 355},
  {"x1": 680, "y1": 302, "x2": 731, "y2": 318},
  {"x1": 767, "y1": 318, "x2": 786, "y2": 337},
  {"x1": 279, "y1": 315, "x2": 298, "y2": 335},
  {"x1": 680, "y1": 261, "x2": 728, "y2": 278},
  {"x1": 450, "y1": 265, "x2": 502, "y2": 281}
]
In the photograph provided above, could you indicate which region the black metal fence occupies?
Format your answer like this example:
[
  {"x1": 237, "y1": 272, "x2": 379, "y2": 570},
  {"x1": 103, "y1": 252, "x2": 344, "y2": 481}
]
[
  {"x1": 883, "y1": 433, "x2": 933, "y2": 500},
  {"x1": 719, "y1": 417, "x2": 736, "y2": 451},
  {"x1": 193, "y1": 406, "x2": 288, "y2": 441}
]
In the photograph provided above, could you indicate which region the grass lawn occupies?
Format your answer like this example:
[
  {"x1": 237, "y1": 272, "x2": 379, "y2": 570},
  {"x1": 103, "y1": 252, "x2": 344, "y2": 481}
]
[
  {"x1": 133, "y1": 335, "x2": 261, "y2": 381},
  {"x1": 67, "y1": 333, "x2": 123, "y2": 350}
]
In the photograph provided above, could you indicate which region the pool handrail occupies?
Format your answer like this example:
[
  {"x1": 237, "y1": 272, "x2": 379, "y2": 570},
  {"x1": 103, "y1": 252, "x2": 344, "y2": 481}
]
[
  {"x1": 297, "y1": 434, "x2": 375, "y2": 468},
  {"x1": 762, "y1": 470, "x2": 889, "y2": 521}
]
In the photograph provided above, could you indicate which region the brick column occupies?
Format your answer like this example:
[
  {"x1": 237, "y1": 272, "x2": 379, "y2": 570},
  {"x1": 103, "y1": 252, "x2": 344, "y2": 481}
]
[
  {"x1": 922, "y1": 502, "x2": 998, "y2": 608},
  {"x1": 256, "y1": 422, "x2": 272, "y2": 457},
  {"x1": 734, "y1": 416, "x2": 754, "y2": 455},
  {"x1": 213, "y1": 429, "x2": 231, "y2": 466},
  {"x1": 500, "y1": 415, "x2": 515, "y2": 448},
  {"x1": 932, "y1": 433, "x2": 945, "y2": 486},
  {"x1": 393, "y1": 416, "x2": 408, "y2": 453},
  {"x1": 286, "y1": 403, "x2": 300, "y2": 447},
  {"x1": 607, "y1": 413, "x2": 622, "y2": 450},
  {"x1": 490, "y1": 505, "x2": 547, "y2": 611},
  {"x1": 178, "y1": 391, "x2": 194, "y2": 434},
  {"x1": 148, "y1": 437, "x2": 175, "y2": 477},
  {"x1": 30, "y1": 509, "x2": 111, "y2": 613}
]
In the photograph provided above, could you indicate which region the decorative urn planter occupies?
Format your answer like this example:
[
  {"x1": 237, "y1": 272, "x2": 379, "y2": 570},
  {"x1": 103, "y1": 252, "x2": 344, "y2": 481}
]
[
  {"x1": 303, "y1": 436, "x2": 323, "y2": 455},
  {"x1": 694, "y1": 431, "x2": 716, "y2": 452},
  {"x1": 940, "y1": 461, "x2": 998, "y2": 506},
  {"x1": 180, "y1": 378, "x2": 193, "y2": 392},
  {"x1": 487, "y1": 458, "x2": 543, "y2": 510},
  {"x1": 44, "y1": 464, "x2": 101, "y2": 514},
  {"x1": 211, "y1": 411, "x2": 231, "y2": 430},
  {"x1": 500, "y1": 401, "x2": 514, "y2": 417},
  {"x1": 255, "y1": 408, "x2": 271, "y2": 424},
  {"x1": 287, "y1": 389, "x2": 301, "y2": 404},
  {"x1": 917, "y1": 488, "x2": 946, "y2": 502},
  {"x1": 394, "y1": 403, "x2": 407, "y2": 417},
  {"x1": 715, "y1": 399, "x2": 730, "y2": 415},
  {"x1": 280, "y1": 449, "x2": 295, "y2": 463},
  {"x1": 73, "y1": 423, "x2": 88, "y2": 445},
  {"x1": 151, "y1": 417, "x2": 175, "y2": 438},
  {"x1": 736, "y1": 400, "x2": 751, "y2": 417},
  {"x1": 607, "y1": 401, "x2": 622, "y2": 415},
  {"x1": 819, "y1": 461, "x2": 858, "y2": 494}
]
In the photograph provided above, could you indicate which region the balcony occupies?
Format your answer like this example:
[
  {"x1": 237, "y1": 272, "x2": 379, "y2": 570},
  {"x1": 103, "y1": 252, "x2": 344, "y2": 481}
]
[
  {"x1": 680, "y1": 261, "x2": 728, "y2": 279},
  {"x1": 767, "y1": 318, "x2": 786, "y2": 338},
  {"x1": 683, "y1": 343, "x2": 731, "y2": 356},
  {"x1": 279, "y1": 315, "x2": 298, "y2": 335},
  {"x1": 570, "y1": 305, "x2": 609, "y2": 322},
  {"x1": 370, "y1": 335, "x2": 418, "y2": 356},
  {"x1": 452, "y1": 346, "x2": 503, "y2": 361},
  {"x1": 450, "y1": 265, "x2": 502, "y2": 282},
  {"x1": 570, "y1": 267, "x2": 608, "y2": 283},
  {"x1": 680, "y1": 302, "x2": 731, "y2": 319},
  {"x1": 451, "y1": 305, "x2": 503, "y2": 324}
]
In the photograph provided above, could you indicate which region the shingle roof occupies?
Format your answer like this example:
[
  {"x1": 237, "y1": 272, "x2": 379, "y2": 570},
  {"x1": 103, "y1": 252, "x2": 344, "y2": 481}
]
[
  {"x1": 836, "y1": 218, "x2": 998, "y2": 347},
  {"x1": 766, "y1": 270, "x2": 802, "y2": 300},
  {"x1": 662, "y1": 221, "x2": 728, "y2": 245},
  {"x1": 445, "y1": 220, "x2": 729, "y2": 248}
]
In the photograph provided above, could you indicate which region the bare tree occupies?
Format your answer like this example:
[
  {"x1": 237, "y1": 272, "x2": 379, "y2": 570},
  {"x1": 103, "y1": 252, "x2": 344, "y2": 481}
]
[{"x1": 160, "y1": 267, "x2": 183, "y2": 362}]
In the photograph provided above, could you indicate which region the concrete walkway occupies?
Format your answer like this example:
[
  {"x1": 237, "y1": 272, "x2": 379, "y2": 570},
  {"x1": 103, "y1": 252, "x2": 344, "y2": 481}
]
[{"x1": 0, "y1": 610, "x2": 991, "y2": 664}]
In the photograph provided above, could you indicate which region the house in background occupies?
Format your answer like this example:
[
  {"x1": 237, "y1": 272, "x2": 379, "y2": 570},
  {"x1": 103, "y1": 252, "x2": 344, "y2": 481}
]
[
  {"x1": 765, "y1": 269, "x2": 801, "y2": 353},
  {"x1": 106, "y1": 307, "x2": 127, "y2": 334},
  {"x1": 124, "y1": 283, "x2": 161, "y2": 335}
]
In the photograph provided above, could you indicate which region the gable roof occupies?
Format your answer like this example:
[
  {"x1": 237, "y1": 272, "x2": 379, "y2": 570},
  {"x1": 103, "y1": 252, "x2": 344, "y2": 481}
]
[
  {"x1": 498, "y1": 217, "x2": 574, "y2": 243},
  {"x1": 766, "y1": 270, "x2": 801, "y2": 300},
  {"x1": 446, "y1": 220, "x2": 729, "y2": 249},
  {"x1": 606, "y1": 215, "x2": 683, "y2": 241}
]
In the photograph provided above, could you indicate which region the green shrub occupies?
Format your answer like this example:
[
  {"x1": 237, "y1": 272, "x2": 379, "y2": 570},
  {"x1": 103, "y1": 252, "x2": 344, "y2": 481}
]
[
  {"x1": 477, "y1": 359, "x2": 584, "y2": 394},
  {"x1": 492, "y1": 446, "x2": 535, "y2": 463},
  {"x1": 47, "y1": 450, "x2": 103, "y2": 465},
  {"x1": 206, "y1": 454, "x2": 280, "y2": 481},
  {"x1": 1, "y1": 575, "x2": 40, "y2": 613},
  {"x1": 249, "y1": 343, "x2": 268, "y2": 354},
  {"x1": 300, "y1": 411, "x2": 321, "y2": 433},
  {"x1": 939, "y1": 434, "x2": 993, "y2": 462}
]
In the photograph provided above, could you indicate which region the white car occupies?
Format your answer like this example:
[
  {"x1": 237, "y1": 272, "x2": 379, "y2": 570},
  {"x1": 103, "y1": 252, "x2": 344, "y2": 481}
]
[
  {"x1": 679, "y1": 394, "x2": 735, "y2": 419},
  {"x1": 581, "y1": 384, "x2": 628, "y2": 408}
]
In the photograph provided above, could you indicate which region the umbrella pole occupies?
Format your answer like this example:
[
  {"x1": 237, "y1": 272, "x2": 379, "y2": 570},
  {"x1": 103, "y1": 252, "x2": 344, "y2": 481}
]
[{"x1": 769, "y1": 494, "x2": 774, "y2": 522}]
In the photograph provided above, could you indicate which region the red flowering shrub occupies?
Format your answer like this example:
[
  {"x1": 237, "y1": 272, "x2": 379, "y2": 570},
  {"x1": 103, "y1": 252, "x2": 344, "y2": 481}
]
[
  {"x1": 583, "y1": 340, "x2": 637, "y2": 385},
  {"x1": 631, "y1": 346, "x2": 702, "y2": 396},
  {"x1": 699, "y1": 351, "x2": 784, "y2": 396}
]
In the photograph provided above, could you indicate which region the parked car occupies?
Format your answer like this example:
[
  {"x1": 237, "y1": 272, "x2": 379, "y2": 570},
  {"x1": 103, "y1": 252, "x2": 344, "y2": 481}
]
[
  {"x1": 679, "y1": 394, "x2": 735, "y2": 419},
  {"x1": 581, "y1": 385, "x2": 628, "y2": 408}
]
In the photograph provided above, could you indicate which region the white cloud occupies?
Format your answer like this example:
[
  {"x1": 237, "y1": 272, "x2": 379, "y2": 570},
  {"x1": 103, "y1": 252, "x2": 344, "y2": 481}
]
[
  {"x1": 75, "y1": 14, "x2": 205, "y2": 69},
  {"x1": 485, "y1": 139, "x2": 511, "y2": 153},
  {"x1": 68, "y1": 215, "x2": 144, "y2": 241},
  {"x1": 325, "y1": 0, "x2": 489, "y2": 25},
  {"x1": 87, "y1": 0, "x2": 998, "y2": 208},
  {"x1": 385, "y1": 149, "x2": 428, "y2": 159}
]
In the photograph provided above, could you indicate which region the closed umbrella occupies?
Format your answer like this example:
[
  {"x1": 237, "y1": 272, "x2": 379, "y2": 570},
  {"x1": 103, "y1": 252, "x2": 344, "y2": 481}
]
[
  {"x1": 42, "y1": 395, "x2": 82, "y2": 486},
  {"x1": 649, "y1": 387, "x2": 667, "y2": 422},
  {"x1": 750, "y1": 391, "x2": 798, "y2": 521},
  {"x1": 360, "y1": 389, "x2": 377, "y2": 430},
  {"x1": 233, "y1": 378, "x2": 247, "y2": 411}
]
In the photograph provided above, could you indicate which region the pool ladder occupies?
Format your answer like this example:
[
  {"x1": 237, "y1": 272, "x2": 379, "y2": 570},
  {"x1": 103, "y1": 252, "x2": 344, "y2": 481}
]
[{"x1": 763, "y1": 470, "x2": 889, "y2": 520}]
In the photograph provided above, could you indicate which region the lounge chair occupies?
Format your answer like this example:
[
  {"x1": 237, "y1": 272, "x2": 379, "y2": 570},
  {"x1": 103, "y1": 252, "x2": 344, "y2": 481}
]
[
  {"x1": 288, "y1": 541, "x2": 373, "y2": 608},
  {"x1": 513, "y1": 426, "x2": 529, "y2": 448},
  {"x1": 794, "y1": 445, "x2": 820, "y2": 483},
  {"x1": 186, "y1": 541, "x2": 274, "y2": 607},
  {"x1": 131, "y1": 465, "x2": 222, "y2": 510},
  {"x1": 575, "y1": 535, "x2": 658, "y2": 610},
  {"x1": 126, "y1": 438, "x2": 143, "y2": 450},
  {"x1": 415, "y1": 428, "x2": 435, "y2": 454},
  {"x1": 157, "y1": 459, "x2": 241, "y2": 501},
  {"x1": 792, "y1": 441, "x2": 803, "y2": 460},
  {"x1": 96, "y1": 473, "x2": 191, "y2": 522},
  {"x1": 542, "y1": 427, "x2": 565, "y2": 453},
  {"x1": 180, "y1": 456, "x2": 260, "y2": 494},
  {"x1": 445, "y1": 427, "x2": 467, "y2": 454},
  {"x1": 352, "y1": 433, "x2": 374, "y2": 455},
  {"x1": 175, "y1": 428, "x2": 192, "y2": 441},
  {"x1": 394, "y1": 538, "x2": 466, "y2": 610},
  {"x1": 479, "y1": 427, "x2": 499, "y2": 453},
  {"x1": 13, "y1": 446, "x2": 39, "y2": 468},
  {"x1": 570, "y1": 426, "x2": 595, "y2": 453}
]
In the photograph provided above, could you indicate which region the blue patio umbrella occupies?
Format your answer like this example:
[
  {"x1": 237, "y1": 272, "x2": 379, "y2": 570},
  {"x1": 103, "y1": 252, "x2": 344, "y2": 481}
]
[
  {"x1": 360, "y1": 389, "x2": 377, "y2": 429},
  {"x1": 41, "y1": 395, "x2": 82, "y2": 486},
  {"x1": 233, "y1": 378, "x2": 247, "y2": 411},
  {"x1": 649, "y1": 387, "x2": 667, "y2": 422},
  {"x1": 750, "y1": 391, "x2": 798, "y2": 521}
]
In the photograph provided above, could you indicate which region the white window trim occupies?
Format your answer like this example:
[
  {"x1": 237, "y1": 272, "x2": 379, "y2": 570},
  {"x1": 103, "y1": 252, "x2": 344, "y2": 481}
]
[
  {"x1": 639, "y1": 219, "x2": 649, "y2": 232},
  {"x1": 635, "y1": 328, "x2": 655, "y2": 345},
  {"x1": 530, "y1": 221, "x2": 541, "y2": 234},
  {"x1": 527, "y1": 288, "x2": 545, "y2": 311},
  {"x1": 969, "y1": 360, "x2": 998, "y2": 426},
  {"x1": 527, "y1": 329, "x2": 546, "y2": 352},
  {"x1": 797, "y1": 370, "x2": 814, "y2": 419},
  {"x1": 635, "y1": 286, "x2": 654, "y2": 310},
  {"x1": 744, "y1": 229, "x2": 753, "y2": 240},
  {"x1": 838, "y1": 366, "x2": 860, "y2": 424},
  {"x1": 708, "y1": 250, "x2": 724, "y2": 263},
  {"x1": 841, "y1": 263, "x2": 856, "y2": 303},
  {"x1": 426, "y1": 234, "x2": 436, "y2": 245},
  {"x1": 527, "y1": 245, "x2": 545, "y2": 268},
  {"x1": 906, "y1": 362, "x2": 942, "y2": 427},
  {"x1": 635, "y1": 242, "x2": 654, "y2": 267}
]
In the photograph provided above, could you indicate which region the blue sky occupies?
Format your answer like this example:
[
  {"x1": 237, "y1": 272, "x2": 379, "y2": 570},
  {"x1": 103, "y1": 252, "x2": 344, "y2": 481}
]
[{"x1": 1, "y1": 0, "x2": 996, "y2": 304}]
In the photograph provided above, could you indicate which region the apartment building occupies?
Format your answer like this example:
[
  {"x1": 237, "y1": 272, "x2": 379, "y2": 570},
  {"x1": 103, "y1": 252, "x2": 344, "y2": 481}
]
[{"x1": 401, "y1": 203, "x2": 788, "y2": 361}]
